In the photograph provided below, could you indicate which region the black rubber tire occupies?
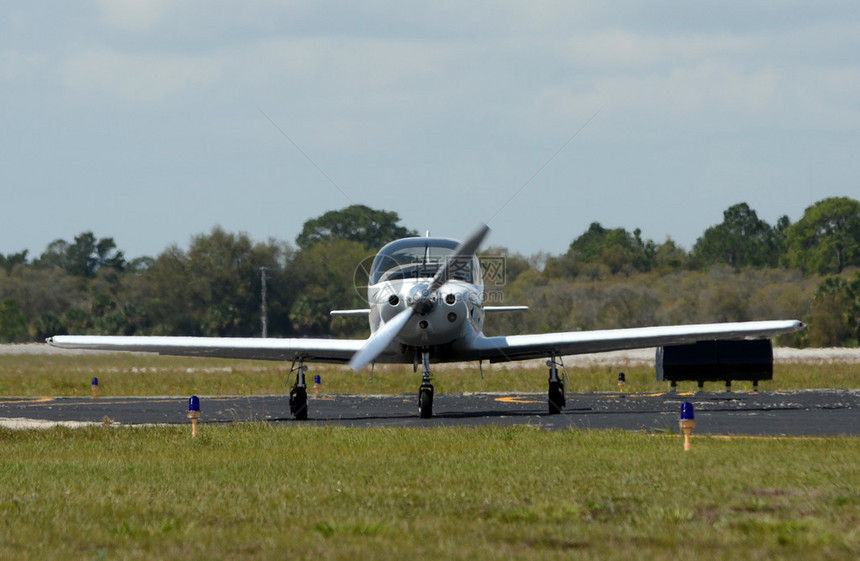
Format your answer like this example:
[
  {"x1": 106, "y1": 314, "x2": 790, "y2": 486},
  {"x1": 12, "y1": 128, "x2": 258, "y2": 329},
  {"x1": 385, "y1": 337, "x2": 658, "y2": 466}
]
[
  {"x1": 418, "y1": 387, "x2": 433, "y2": 419},
  {"x1": 548, "y1": 381, "x2": 565, "y2": 415},
  {"x1": 290, "y1": 388, "x2": 308, "y2": 421}
]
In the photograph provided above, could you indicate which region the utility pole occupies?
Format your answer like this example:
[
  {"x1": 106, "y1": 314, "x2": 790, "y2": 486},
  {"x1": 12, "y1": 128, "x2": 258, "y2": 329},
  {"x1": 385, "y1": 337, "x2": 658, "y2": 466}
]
[{"x1": 260, "y1": 267, "x2": 268, "y2": 338}]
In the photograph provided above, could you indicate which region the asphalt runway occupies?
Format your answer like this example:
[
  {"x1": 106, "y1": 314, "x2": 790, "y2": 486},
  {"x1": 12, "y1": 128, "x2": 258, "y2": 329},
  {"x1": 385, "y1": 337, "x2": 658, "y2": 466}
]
[{"x1": 1, "y1": 390, "x2": 857, "y2": 435}]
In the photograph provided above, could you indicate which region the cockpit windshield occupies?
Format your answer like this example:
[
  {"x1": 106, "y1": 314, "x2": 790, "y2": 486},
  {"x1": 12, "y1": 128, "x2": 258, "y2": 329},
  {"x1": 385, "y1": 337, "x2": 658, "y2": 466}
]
[{"x1": 370, "y1": 237, "x2": 480, "y2": 286}]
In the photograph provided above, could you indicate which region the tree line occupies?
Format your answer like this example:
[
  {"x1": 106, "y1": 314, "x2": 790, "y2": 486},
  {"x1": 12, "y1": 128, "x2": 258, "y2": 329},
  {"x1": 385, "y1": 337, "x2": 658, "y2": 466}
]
[{"x1": 1, "y1": 197, "x2": 859, "y2": 347}]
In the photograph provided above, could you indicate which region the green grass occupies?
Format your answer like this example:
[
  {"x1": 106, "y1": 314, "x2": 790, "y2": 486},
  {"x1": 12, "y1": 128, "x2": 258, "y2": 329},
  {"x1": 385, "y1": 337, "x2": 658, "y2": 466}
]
[
  {"x1": 0, "y1": 353, "x2": 856, "y2": 397},
  {"x1": 1, "y1": 354, "x2": 858, "y2": 559},
  {"x1": 0, "y1": 425, "x2": 857, "y2": 560}
]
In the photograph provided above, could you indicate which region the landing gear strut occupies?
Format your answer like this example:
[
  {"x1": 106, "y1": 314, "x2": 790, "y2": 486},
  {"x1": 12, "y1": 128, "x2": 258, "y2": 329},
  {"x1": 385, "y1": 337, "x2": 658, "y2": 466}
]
[
  {"x1": 547, "y1": 355, "x2": 565, "y2": 415},
  {"x1": 418, "y1": 351, "x2": 433, "y2": 419},
  {"x1": 289, "y1": 360, "x2": 308, "y2": 420}
]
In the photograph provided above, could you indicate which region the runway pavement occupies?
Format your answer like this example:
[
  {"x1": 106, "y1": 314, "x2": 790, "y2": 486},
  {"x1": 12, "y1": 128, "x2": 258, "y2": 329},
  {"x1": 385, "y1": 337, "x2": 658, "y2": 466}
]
[{"x1": 1, "y1": 389, "x2": 857, "y2": 435}]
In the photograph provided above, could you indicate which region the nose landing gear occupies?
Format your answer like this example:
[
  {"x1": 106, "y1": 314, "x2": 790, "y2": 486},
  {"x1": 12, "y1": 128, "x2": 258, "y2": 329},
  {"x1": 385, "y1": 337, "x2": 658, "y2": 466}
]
[{"x1": 418, "y1": 351, "x2": 434, "y2": 419}]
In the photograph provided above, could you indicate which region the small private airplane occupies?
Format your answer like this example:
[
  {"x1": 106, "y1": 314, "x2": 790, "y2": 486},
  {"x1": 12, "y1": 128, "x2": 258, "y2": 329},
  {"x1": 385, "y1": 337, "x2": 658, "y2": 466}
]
[{"x1": 48, "y1": 225, "x2": 804, "y2": 419}]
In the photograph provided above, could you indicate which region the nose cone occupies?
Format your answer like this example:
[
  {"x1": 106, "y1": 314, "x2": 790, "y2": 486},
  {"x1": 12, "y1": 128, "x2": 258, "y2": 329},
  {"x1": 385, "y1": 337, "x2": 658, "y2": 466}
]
[
  {"x1": 397, "y1": 287, "x2": 469, "y2": 347},
  {"x1": 406, "y1": 283, "x2": 436, "y2": 314}
]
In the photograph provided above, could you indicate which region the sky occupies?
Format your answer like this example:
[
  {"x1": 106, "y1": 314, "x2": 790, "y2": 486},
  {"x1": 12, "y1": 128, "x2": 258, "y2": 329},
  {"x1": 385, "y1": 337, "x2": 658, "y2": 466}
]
[{"x1": 2, "y1": 1, "x2": 858, "y2": 260}]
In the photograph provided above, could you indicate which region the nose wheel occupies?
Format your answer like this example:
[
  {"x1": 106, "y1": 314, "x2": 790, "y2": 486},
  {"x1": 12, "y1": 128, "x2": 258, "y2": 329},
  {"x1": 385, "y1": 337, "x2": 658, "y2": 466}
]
[
  {"x1": 418, "y1": 351, "x2": 434, "y2": 419},
  {"x1": 419, "y1": 384, "x2": 434, "y2": 418}
]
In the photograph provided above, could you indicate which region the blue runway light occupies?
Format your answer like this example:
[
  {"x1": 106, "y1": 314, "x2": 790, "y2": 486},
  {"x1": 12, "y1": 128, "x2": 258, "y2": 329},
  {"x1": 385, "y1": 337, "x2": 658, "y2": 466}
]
[
  {"x1": 618, "y1": 372, "x2": 625, "y2": 383},
  {"x1": 91, "y1": 377, "x2": 99, "y2": 399},
  {"x1": 679, "y1": 401, "x2": 696, "y2": 451},
  {"x1": 680, "y1": 401, "x2": 695, "y2": 420},
  {"x1": 187, "y1": 395, "x2": 200, "y2": 437},
  {"x1": 314, "y1": 375, "x2": 321, "y2": 385}
]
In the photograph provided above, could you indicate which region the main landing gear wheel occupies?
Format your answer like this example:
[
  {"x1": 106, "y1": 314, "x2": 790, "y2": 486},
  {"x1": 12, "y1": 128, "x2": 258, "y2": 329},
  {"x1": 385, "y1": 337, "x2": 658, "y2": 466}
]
[
  {"x1": 548, "y1": 380, "x2": 565, "y2": 415},
  {"x1": 418, "y1": 384, "x2": 434, "y2": 419},
  {"x1": 289, "y1": 360, "x2": 309, "y2": 420},
  {"x1": 547, "y1": 355, "x2": 565, "y2": 415},
  {"x1": 290, "y1": 386, "x2": 308, "y2": 420}
]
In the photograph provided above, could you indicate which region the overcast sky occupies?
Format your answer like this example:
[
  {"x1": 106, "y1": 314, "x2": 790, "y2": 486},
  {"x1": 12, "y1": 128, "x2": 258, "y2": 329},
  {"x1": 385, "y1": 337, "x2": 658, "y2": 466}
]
[{"x1": 2, "y1": 1, "x2": 858, "y2": 260}]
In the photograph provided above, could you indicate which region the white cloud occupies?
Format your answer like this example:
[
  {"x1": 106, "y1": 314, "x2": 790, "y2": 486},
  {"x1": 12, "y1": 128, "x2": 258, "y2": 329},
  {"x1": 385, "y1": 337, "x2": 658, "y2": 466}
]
[
  {"x1": 1, "y1": 50, "x2": 48, "y2": 82},
  {"x1": 563, "y1": 30, "x2": 752, "y2": 68},
  {"x1": 221, "y1": 36, "x2": 465, "y2": 148},
  {"x1": 62, "y1": 50, "x2": 222, "y2": 102},
  {"x1": 97, "y1": 0, "x2": 171, "y2": 31},
  {"x1": 3, "y1": 0, "x2": 860, "y2": 258},
  {"x1": 235, "y1": 35, "x2": 451, "y2": 90}
]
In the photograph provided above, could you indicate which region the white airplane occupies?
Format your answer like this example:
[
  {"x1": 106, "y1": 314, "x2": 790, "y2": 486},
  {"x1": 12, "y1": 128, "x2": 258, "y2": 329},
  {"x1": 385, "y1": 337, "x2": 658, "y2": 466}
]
[{"x1": 47, "y1": 224, "x2": 804, "y2": 420}]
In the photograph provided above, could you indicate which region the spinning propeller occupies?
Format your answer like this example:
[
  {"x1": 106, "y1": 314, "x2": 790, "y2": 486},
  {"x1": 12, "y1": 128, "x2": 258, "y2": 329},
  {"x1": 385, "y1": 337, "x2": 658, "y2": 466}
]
[{"x1": 349, "y1": 224, "x2": 490, "y2": 371}]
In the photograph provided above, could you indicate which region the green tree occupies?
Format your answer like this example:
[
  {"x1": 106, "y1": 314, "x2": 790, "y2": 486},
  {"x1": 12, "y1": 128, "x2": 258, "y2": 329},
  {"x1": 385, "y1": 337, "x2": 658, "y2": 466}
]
[
  {"x1": 63, "y1": 308, "x2": 92, "y2": 334},
  {"x1": 147, "y1": 227, "x2": 292, "y2": 336},
  {"x1": 0, "y1": 299, "x2": 28, "y2": 342},
  {"x1": 783, "y1": 197, "x2": 860, "y2": 274},
  {"x1": 289, "y1": 239, "x2": 370, "y2": 337},
  {"x1": 33, "y1": 312, "x2": 66, "y2": 340},
  {"x1": 479, "y1": 246, "x2": 531, "y2": 287},
  {"x1": 653, "y1": 239, "x2": 690, "y2": 271},
  {"x1": 34, "y1": 232, "x2": 126, "y2": 277},
  {"x1": 295, "y1": 205, "x2": 417, "y2": 251},
  {"x1": 692, "y1": 203, "x2": 783, "y2": 268},
  {"x1": 599, "y1": 283, "x2": 661, "y2": 328},
  {"x1": 565, "y1": 222, "x2": 656, "y2": 275},
  {"x1": 126, "y1": 256, "x2": 155, "y2": 274},
  {"x1": 0, "y1": 250, "x2": 28, "y2": 273},
  {"x1": 808, "y1": 275, "x2": 860, "y2": 346},
  {"x1": 35, "y1": 239, "x2": 69, "y2": 270},
  {"x1": 0, "y1": 265, "x2": 83, "y2": 330},
  {"x1": 542, "y1": 253, "x2": 579, "y2": 279}
]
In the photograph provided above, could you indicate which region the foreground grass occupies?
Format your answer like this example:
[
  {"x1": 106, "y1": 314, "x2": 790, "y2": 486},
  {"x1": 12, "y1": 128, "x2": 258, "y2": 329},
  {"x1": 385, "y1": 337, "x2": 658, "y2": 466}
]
[
  {"x1": 0, "y1": 424, "x2": 857, "y2": 560},
  {"x1": 0, "y1": 353, "x2": 858, "y2": 397}
]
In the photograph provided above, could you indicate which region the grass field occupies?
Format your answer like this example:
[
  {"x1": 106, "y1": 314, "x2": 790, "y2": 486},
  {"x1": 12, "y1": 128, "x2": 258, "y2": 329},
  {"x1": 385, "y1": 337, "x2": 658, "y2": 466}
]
[
  {"x1": 1, "y1": 352, "x2": 858, "y2": 559},
  {"x1": 0, "y1": 352, "x2": 857, "y2": 398},
  {"x1": 1, "y1": 424, "x2": 858, "y2": 560}
]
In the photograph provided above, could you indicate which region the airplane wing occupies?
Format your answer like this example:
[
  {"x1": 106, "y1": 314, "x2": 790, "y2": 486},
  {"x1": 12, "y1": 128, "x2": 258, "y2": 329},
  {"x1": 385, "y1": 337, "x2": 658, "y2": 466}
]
[
  {"x1": 469, "y1": 320, "x2": 804, "y2": 362},
  {"x1": 47, "y1": 320, "x2": 804, "y2": 365},
  {"x1": 330, "y1": 309, "x2": 371, "y2": 317},
  {"x1": 46, "y1": 335, "x2": 365, "y2": 364}
]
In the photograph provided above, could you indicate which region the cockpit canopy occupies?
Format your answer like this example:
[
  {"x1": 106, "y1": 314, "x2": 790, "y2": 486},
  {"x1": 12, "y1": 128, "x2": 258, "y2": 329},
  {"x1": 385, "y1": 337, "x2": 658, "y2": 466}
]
[{"x1": 370, "y1": 237, "x2": 482, "y2": 286}]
